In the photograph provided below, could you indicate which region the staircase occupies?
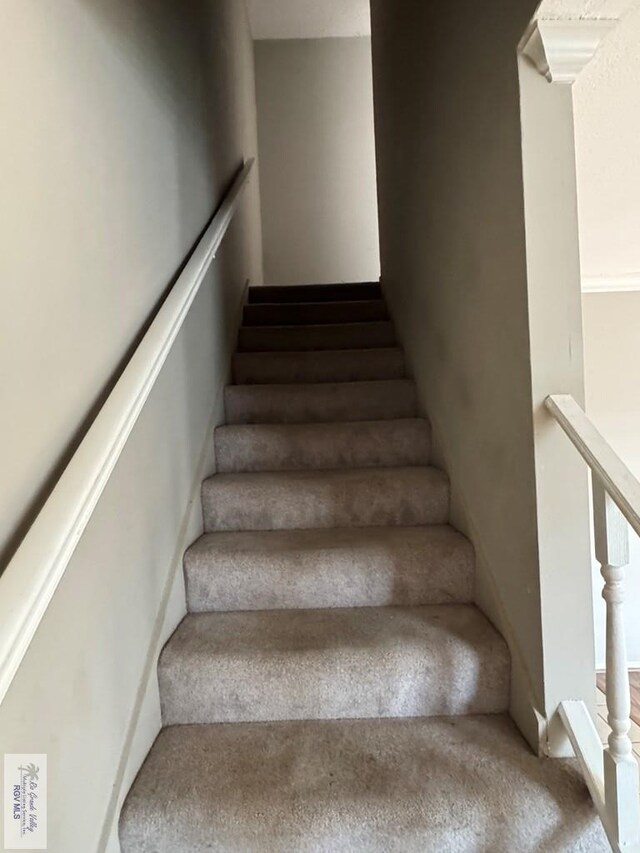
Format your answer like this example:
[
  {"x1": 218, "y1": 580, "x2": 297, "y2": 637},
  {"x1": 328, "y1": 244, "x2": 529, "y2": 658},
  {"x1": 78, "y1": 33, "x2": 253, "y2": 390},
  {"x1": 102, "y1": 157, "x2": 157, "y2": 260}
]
[{"x1": 120, "y1": 283, "x2": 607, "y2": 851}]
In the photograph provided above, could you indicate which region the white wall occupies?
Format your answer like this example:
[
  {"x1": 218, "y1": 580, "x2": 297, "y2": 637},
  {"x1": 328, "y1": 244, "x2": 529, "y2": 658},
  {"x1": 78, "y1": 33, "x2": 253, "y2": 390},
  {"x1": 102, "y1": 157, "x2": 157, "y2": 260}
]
[
  {"x1": 247, "y1": 0, "x2": 371, "y2": 39},
  {"x1": 574, "y1": 5, "x2": 640, "y2": 279},
  {"x1": 574, "y1": 9, "x2": 640, "y2": 665},
  {"x1": 518, "y1": 53, "x2": 595, "y2": 753},
  {"x1": 255, "y1": 38, "x2": 380, "y2": 285},
  {"x1": 583, "y1": 292, "x2": 640, "y2": 666},
  {"x1": 0, "y1": 1, "x2": 261, "y2": 850}
]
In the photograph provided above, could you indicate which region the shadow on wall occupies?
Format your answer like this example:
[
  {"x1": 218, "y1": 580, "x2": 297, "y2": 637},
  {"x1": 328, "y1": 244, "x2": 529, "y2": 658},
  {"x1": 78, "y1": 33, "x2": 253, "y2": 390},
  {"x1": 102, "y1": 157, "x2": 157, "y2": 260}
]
[
  {"x1": 75, "y1": 0, "x2": 254, "y2": 256},
  {"x1": 368, "y1": 0, "x2": 567, "y2": 751},
  {"x1": 1, "y1": 0, "x2": 260, "y2": 570}
]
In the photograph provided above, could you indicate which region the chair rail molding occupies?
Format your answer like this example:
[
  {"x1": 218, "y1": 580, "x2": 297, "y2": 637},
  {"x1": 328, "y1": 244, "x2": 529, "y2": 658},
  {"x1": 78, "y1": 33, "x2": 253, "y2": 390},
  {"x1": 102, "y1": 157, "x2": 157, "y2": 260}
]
[
  {"x1": 520, "y1": 19, "x2": 617, "y2": 84},
  {"x1": 0, "y1": 159, "x2": 254, "y2": 707},
  {"x1": 583, "y1": 274, "x2": 640, "y2": 294}
]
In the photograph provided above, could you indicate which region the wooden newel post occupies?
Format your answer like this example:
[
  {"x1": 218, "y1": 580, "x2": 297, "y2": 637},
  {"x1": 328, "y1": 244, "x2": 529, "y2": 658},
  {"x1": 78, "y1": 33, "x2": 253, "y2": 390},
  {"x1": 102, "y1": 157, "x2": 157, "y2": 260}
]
[{"x1": 593, "y1": 477, "x2": 640, "y2": 847}]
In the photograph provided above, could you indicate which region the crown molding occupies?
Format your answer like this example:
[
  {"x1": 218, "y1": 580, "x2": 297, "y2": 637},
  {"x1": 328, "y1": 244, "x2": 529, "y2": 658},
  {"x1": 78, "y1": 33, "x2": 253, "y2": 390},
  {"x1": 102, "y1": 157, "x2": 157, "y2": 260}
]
[
  {"x1": 583, "y1": 274, "x2": 640, "y2": 293},
  {"x1": 520, "y1": 19, "x2": 617, "y2": 84}
]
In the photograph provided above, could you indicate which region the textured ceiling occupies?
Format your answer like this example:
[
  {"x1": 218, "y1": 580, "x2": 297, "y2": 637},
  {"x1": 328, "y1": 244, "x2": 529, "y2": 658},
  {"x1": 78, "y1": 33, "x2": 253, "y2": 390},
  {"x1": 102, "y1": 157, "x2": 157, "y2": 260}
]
[
  {"x1": 537, "y1": 0, "x2": 640, "y2": 19},
  {"x1": 246, "y1": 0, "x2": 371, "y2": 40},
  {"x1": 573, "y1": 3, "x2": 640, "y2": 276}
]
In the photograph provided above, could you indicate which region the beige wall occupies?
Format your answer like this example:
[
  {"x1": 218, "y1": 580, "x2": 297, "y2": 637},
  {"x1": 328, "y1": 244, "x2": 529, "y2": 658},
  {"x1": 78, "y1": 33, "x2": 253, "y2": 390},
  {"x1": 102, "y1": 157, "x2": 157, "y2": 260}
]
[
  {"x1": 255, "y1": 38, "x2": 380, "y2": 285},
  {"x1": 583, "y1": 292, "x2": 640, "y2": 666},
  {"x1": 0, "y1": 0, "x2": 262, "y2": 568},
  {"x1": 574, "y1": 6, "x2": 640, "y2": 279},
  {"x1": 370, "y1": 0, "x2": 594, "y2": 753},
  {"x1": 0, "y1": 1, "x2": 261, "y2": 850}
]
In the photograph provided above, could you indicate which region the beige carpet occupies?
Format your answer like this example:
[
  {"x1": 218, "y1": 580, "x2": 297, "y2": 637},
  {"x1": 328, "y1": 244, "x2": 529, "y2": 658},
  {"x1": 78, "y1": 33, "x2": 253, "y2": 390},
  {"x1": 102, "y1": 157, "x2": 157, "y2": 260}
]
[
  {"x1": 121, "y1": 715, "x2": 607, "y2": 852},
  {"x1": 120, "y1": 282, "x2": 607, "y2": 851}
]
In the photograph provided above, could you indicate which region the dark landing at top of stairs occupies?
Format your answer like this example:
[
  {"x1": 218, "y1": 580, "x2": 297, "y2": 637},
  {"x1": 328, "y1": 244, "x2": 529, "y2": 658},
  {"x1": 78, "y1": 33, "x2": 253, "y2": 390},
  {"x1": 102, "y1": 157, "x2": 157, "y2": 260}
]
[
  {"x1": 247, "y1": 282, "x2": 382, "y2": 303},
  {"x1": 237, "y1": 320, "x2": 397, "y2": 352},
  {"x1": 243, "y1": 299, "x2": 388, "y2": 327}
]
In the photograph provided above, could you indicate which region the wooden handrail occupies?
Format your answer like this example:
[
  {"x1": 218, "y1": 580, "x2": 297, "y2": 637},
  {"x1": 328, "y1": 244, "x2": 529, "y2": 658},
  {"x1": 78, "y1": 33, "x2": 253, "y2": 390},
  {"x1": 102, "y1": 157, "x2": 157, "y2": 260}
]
[
  {"x1": 546, "y1": 394, "x2": 640, "y2": 539},
  {"x1": 0, "y1": 159, "x2": 254, "y2": 706}
]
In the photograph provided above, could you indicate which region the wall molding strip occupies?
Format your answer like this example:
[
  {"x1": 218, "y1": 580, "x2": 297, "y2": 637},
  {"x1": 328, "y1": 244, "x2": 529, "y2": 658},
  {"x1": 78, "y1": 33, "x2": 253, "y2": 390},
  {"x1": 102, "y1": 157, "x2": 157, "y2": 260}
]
[{"x1": 583, "y1": 274, "x2": 640, "y2": 294}]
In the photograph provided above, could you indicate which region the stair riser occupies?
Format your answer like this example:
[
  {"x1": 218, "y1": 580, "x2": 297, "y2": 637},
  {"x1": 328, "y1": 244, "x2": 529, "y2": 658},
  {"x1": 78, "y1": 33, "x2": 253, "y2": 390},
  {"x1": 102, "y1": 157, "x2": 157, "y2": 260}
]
[
  {"x1": 225, "y1": 380, "x2": 417, "y2": 425},
  {"x1": 202, "y1": 469, "x2": 449, "y2": 532},
  {"x1": 185, "y1": 528, "x2": 474, "y2": 612},
  {"x1": 158, "y1": 608, "x2": 509, "y2": 725},
  {"x1": 243, "y1": 300, "x2": 389, "y2": 327},
  {"x1": 238, "y1": 322, "x2": 397, "y2": 352},
  {"x1": 215, "y1": 420, "x2": 430, "y2": 473},
  {"x1": 232, "y1": 349, "x2": 404, "y2": 385},
  {"x1": 186, "y1": 561, "x2": 472, "y2": 612},
  {"x1": 248, "y1": 283, "x2": 382, "y2": 303},
  {"x1": 160, "y1": 657, "x2": 509, "y2": 725}
]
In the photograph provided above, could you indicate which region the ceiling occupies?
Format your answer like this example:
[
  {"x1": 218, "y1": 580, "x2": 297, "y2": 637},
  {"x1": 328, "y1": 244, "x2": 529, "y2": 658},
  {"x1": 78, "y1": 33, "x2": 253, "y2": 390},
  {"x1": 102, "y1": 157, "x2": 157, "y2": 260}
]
[
  {"x1": 536, "y1": 0, "x2": 640, "y2": 19},
  {"x1": 246, "y1": 0, "x2": 371, "y2": 40}
]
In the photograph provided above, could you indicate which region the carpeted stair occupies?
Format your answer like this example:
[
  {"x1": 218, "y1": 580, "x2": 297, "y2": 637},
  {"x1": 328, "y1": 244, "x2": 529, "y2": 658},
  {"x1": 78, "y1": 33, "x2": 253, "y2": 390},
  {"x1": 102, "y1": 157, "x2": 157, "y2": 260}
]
[
  {"x1": 225, "y1": 378, "x2": 417, "y2": 424},
  {"x1": 120, "y1": 282, "x2": 607, "y2": 852},
  {"x1": 214, "y1": 418, "x2": 431, "y2": 472}
]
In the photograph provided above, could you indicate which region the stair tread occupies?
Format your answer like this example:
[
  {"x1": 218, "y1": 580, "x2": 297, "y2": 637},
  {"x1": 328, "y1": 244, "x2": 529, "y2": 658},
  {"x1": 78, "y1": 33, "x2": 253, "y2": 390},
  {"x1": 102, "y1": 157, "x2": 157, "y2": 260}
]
[
  {"x1": 204, "y1": 464, "x2": 446, "y2": 487},
  {"x1": 214, "y1": 418, "x2": 431, "y2": 472},
  {"x1": 120, "y1": 714, "x2": 607, "y2": 853},
  {"x1": 202, "y1": 465, "x2": 449, "y2": 532},
  {"x1": 237, "y1": 321, "x2": 396, "y2": 351},
  {"x1": 158, "y1": 604, "x2": 510, "y2": 724},
  {"x1": 243, "y1": 299, "x2": 389, "y2": 326},
  {"x1": 184, "y1": 524, "x2": 474, "y2": 611},
  {"x1": 163, "y1": 603, "x2": 502, "y2": 660},
  {"x1": 248, "y1": 282, "x2": 382, "y2": 303},
  {"x1": 120, "y1": 284, "x2": 556, "y2": 849},
  {"x1": 225, "y1": 378, "x2": 417, "y2": 424},
  {"x1": 232, "y1": 347, "x2": 404, "y2": 384}
]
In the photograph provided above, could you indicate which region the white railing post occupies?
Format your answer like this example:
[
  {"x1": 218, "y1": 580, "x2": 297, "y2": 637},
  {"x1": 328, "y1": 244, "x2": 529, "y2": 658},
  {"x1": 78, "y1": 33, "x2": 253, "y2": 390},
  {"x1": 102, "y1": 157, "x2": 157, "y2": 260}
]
[
  {"x1": 593, "y1": 476, "x2": 640, "y2": 848},
  {"x1": 545, "y1": 396, "x2": 640, "y2": 846}
]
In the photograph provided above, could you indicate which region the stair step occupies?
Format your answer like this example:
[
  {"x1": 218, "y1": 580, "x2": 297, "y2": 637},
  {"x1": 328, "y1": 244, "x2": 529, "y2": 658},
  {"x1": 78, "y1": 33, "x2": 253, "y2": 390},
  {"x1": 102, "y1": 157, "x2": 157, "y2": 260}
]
[
  {"x1": 120, "y1": 714, "x2": 606, "y2": 853},
  {"x1": 215, "y1": 418, "x2": 430, "y2": 473},
  {"x1": 225, "y1": 379, "x2": 417, "y2": 424},
  {"x1": 202, "y1": 466, "x2": 448, "y2": 532},
  {"x1": 184, "y1": 525, "x2": 474, "y2": 612},
  {"x1": 232, "y1": 348, "x2": 404, "y2": 385},
  {"x1": 158, "y1": 604, "x2": 509, "y2": 725},
  {"x1": 238, "y1": 321, "x2": 397, "y2": 352},
  {"x1": 243, "y1": 299, "x2": 389, "y2": 327},
  {"x1": 248, "y1": 282, "x2": 382, "y2": 303}
]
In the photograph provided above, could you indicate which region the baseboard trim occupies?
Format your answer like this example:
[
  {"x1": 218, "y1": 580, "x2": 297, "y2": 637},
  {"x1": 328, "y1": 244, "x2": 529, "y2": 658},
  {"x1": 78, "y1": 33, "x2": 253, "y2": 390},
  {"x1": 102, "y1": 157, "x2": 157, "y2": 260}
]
[
  {"x1": 596, "y1": 663, "x2": 640, "y2": 672},
  {"x1": 379, "y1": 278, "x2": 544, "y2": 753},
  {"x1": 97, "y1": 279, "x2": 250, "y2": 853},
  {"x1": 97, "y1": 396, "x2": 218, "y2": 853}
]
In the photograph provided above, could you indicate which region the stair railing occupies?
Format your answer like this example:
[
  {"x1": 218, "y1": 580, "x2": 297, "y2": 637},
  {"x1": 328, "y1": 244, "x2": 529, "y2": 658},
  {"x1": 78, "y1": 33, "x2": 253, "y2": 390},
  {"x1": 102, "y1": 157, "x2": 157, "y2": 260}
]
[{"x1": 546, "y1": 394, "x2": 640, "y2": 852}]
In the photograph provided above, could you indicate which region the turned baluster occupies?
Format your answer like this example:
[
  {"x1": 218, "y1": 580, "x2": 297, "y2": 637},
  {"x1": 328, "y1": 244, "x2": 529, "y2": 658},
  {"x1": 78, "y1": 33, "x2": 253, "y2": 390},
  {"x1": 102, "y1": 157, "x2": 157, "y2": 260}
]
[{"x1": 593, "y1": 477, "x2": 640, "y2": 846}]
